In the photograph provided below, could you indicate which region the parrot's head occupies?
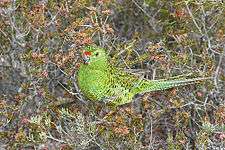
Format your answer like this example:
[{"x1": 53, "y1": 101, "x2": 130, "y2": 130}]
[{"x1": 82, "y1": 45, "x2": 107, "y2": 65}]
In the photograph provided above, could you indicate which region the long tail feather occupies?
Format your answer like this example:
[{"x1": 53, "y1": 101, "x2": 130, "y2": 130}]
[{"x1": 134, "y1": 77, "x2": 212, "y2": 94}]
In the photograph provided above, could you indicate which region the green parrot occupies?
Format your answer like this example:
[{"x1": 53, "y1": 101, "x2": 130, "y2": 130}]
[{"x1": 77, "y1": 45, "x2": 210, "y2": 106}]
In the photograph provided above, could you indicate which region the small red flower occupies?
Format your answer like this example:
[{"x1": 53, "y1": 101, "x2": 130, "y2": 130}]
[
  {"x1": 75, "y1": 63, "x2": 80, "y2": 68},
  {"x1": 41, "y1": 70, "x2": 48, "y2": 78},
  {"x1": 21, "y1": 117, "x2": 29, "y2": 124},
  {"x1": 197, "y1": 91, "x2": 203, "y2": 97}
]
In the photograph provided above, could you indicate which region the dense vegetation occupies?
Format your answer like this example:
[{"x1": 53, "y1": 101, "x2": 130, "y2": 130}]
[{"x1": 0, "y1": 0, "x2": 224, "y2": 149}]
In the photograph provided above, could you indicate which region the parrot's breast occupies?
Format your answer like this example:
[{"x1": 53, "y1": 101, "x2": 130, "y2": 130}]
[{"x1": 77, "y1": 65, "x2": 111, "y2": 101}]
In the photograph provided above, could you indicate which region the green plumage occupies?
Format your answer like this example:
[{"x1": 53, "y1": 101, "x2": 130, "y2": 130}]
[{"x1": 77, "y1": 45, "x2": 209, "y2": 106}]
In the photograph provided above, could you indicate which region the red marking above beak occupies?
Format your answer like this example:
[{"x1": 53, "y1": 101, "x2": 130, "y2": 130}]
[{"x1": 84, "y1": 51, "x2": 92, "y2": 56}]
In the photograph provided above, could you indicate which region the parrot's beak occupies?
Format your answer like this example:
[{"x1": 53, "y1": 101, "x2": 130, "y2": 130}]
[
  {"x1": 82, "y1": 51, "x2": 92, "y2": 64},
  {"x1": 83, "y1": 56, "x2": 90, "y2": 64}
]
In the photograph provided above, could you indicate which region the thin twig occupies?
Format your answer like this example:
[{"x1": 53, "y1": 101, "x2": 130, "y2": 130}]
[{"x1": 214, "y1": 45, "x2": 225, "y2": 91}]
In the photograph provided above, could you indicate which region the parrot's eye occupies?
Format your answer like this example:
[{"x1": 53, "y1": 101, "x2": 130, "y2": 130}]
[{"x1": 95, "y1": 52, "x2": 99, "y2": 56}]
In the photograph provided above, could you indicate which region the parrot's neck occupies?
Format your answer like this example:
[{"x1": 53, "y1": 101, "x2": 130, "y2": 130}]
[{"x1": 83, "y1": 57, "x2": 109, "y2": 71}]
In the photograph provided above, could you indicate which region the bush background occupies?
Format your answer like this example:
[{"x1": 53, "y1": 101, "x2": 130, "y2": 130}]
[{"x1": 0, "y1": 0, "x2": 224, "y2": 149}]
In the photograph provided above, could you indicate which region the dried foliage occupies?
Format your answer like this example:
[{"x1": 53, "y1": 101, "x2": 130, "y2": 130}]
[{"x1": 0, "y1": 0, "x2": 224, "y2": 149}]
